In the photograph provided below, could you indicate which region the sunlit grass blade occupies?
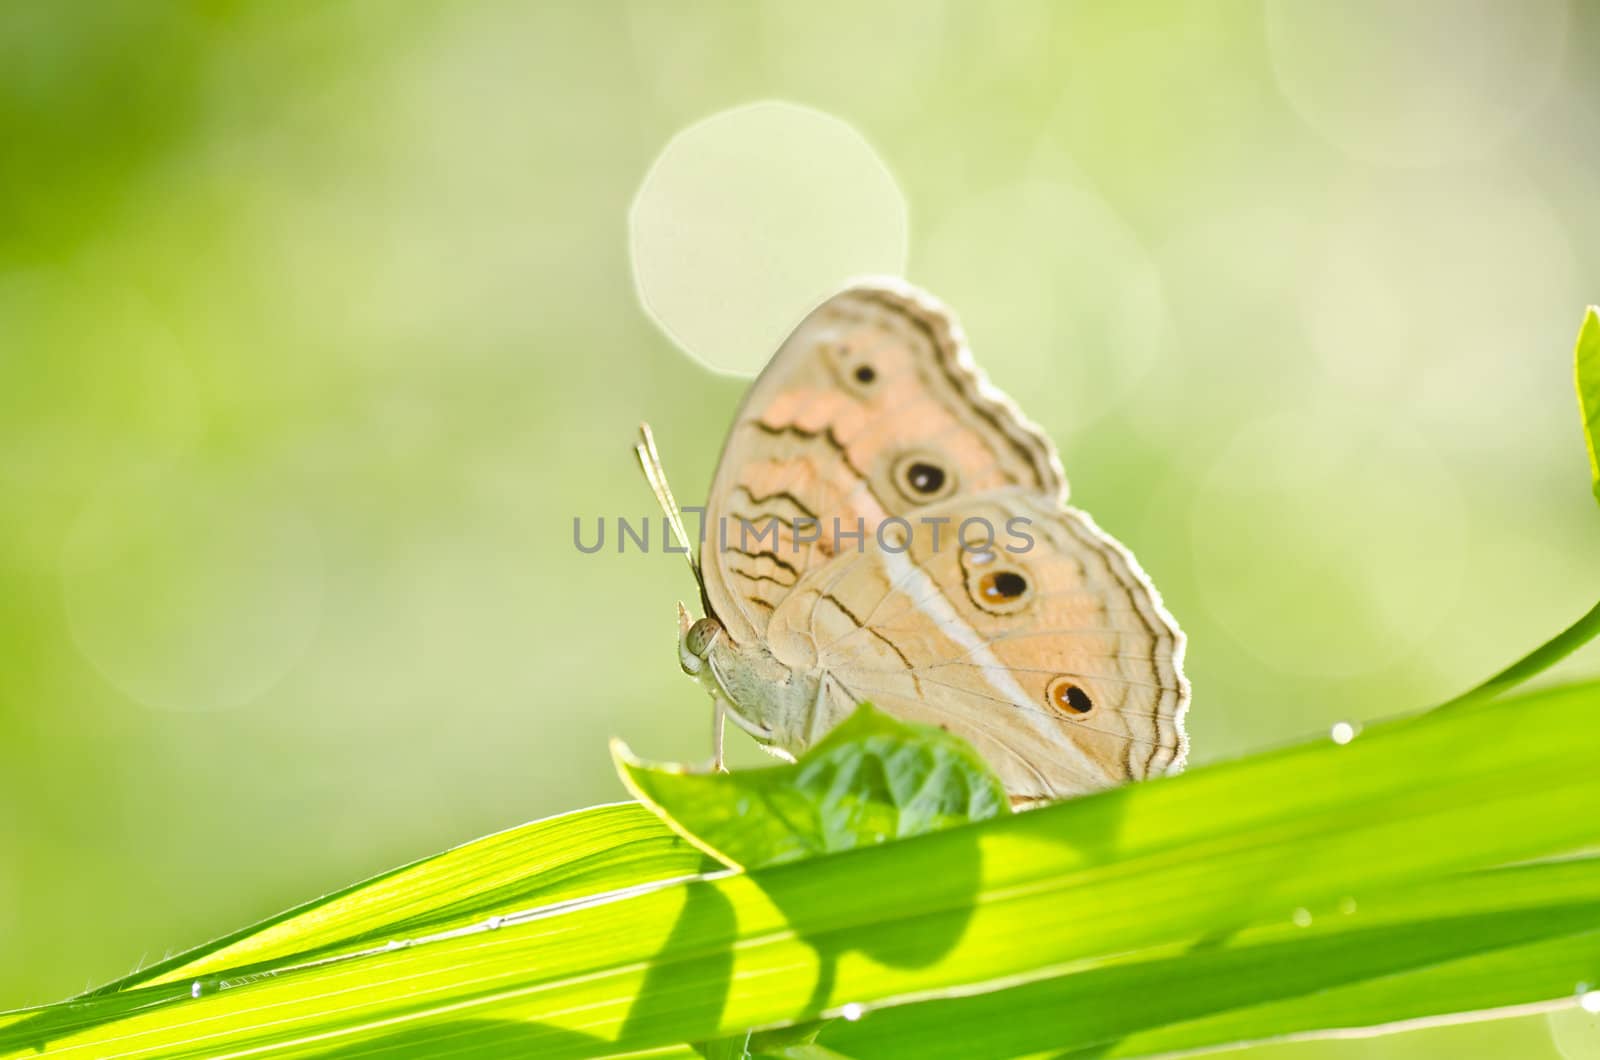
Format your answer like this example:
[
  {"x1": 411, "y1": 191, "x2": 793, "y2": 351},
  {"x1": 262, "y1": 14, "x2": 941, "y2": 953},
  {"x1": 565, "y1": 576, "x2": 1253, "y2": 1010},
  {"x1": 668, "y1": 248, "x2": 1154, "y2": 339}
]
[
  {"x1": 1062, "y1": 929, "x2": 1597, "y2": 1060},
  {"x1": 0, "y1": 803, "x2": 708, "y2": 1051},
  {"x1": 1435, "y1": 597, "x2": 1600, "y2": 710},
  {"x1": 821, "y1": 857, "x2": 1600, "y2": 1059},
  {"x1": 3, "y1": 680, "x2": 1600, "y2": 1059},
  {"x1": 1433, "y1": 310, "x2": 1600, "y2": 713},
  {"x1": 1577, "y1": 306, "x2": 1600, "y2": 505},
  {"x1": 94, "y1": 803, "x2": 706, "y2": 994}
]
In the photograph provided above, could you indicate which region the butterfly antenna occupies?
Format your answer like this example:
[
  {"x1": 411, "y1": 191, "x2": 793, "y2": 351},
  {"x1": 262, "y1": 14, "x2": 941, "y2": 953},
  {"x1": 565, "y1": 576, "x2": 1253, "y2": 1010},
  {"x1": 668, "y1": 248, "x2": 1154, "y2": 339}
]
[{"x1": 635, "y1": 422, "x2": 704, "y2": 594}]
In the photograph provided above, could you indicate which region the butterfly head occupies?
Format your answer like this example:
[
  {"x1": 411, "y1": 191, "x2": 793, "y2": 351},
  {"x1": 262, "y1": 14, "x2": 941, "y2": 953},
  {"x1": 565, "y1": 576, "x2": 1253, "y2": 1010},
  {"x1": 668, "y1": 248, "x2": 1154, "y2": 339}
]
[{"x1": 678, "y1": 610, "x2": 724, "y2": 677}]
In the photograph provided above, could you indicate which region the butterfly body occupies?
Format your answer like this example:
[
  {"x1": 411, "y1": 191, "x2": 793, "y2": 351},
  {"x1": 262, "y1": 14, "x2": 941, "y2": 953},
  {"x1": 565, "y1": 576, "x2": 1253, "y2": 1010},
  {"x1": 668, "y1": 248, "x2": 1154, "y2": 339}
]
[
  {"x1": 681, "y1": 615, "x2": 837, "y2": 752},
  {"x1": 666, "y1": 280, "x2": 1189, "y2": 803}
]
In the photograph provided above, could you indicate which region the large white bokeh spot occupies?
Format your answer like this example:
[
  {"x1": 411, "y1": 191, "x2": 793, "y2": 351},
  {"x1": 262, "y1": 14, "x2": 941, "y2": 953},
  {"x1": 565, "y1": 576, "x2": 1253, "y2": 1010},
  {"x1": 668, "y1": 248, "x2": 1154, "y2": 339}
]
[
  {"x1": 630, "y1": 102, "x2": 908, "y2": 376},
  {"x1": 917, "y1": 179, "x2": 1165, "y2": 433},
  {"x1": 1303, "y1": 178, "x2": 1581, "y2": 431}
]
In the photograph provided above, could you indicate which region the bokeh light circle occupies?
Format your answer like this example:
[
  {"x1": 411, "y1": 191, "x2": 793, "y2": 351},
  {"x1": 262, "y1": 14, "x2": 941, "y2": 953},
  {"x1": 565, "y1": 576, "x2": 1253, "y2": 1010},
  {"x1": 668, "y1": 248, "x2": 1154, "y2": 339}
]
[
  {"x1": 62, "y1": 464, "x2": 324, "y2": 713},
  {"x1": 1302, "y1": 178, "x2": 1581, "y2": 431},
  {"x1": 1551, "y1": 1000, "x2": 1600, "y2": 1060},
  {"x1": 916, "y1": 179, "x2": 1166, "y2": 433},
  {"x1": 1190, "y1": 410, "x2": 1467, "y2": 679},
  {"x1": 630, "y1": 101, "x2": 909, "y2": 376},
  {"x1": 1265, "y1": 0, "x2": 1569, "y2": 167}
]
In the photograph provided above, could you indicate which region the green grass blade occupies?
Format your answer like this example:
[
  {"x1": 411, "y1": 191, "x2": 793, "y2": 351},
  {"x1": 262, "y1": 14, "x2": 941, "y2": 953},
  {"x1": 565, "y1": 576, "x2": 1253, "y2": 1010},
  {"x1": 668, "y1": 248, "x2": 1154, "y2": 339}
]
[
  {"x1": 4, "y1": 681, "x2": 1600, "y2": 1059},
  {"x1": 93, "y1": 803, "x2": 708, "y2": 994},
  {"x1": 1064, "y1": 930, "x2": 1596, "y2": 1060},
  {"x1": 1435, "y1": 597, "x2": 1600, "y2": 710},
  {"x1": 1578, "y1": 306, "x2": 1600, "y2": 506},
  {"x1": 1432, "y1": 311, "x2": 1600, "y2": 712},
  {"x1": 821, "y1": 858, "x2": 1600, "y2": 1059}
]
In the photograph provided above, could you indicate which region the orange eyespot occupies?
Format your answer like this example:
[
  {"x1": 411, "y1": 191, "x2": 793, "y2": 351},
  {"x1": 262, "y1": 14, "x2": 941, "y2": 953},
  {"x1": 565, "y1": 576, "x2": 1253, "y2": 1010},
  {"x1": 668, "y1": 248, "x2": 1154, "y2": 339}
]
[
  {"x1": 964, "y1": 560, "x2": 1034, "y2": 615},
  {"x1": 1046, "y1": 677, "x2": 1095, "y2": 716},
  {"x1": 978, "y1": 569, "x2": 1028, "y2": 602}
]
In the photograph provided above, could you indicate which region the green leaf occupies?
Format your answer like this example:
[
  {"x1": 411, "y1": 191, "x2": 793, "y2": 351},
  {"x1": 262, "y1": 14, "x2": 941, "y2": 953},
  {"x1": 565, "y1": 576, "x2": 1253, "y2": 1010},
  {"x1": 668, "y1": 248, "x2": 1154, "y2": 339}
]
[
  {"x1": 6, "y1": 680, "x2": 1600, "y2": 1059},
  {"x1": 614, "y1": 703, "x2": 1010, "y2": 869},
  {"x1": 747, "y1": 1021, "x2": 826, "y2": 1051},
  {"x1": 1578, "y1": 305, "x2": 1600, "y2": 506},
  {"x1": 632, "y1": 707, "x2": 1004, "y2": 1060},
  {"x1": 755, "y1": 1046, "x2": 857, "y2": 1060},
  {"x1": 695, "y1": 1031, "x2": 751, "y2": 1060}
]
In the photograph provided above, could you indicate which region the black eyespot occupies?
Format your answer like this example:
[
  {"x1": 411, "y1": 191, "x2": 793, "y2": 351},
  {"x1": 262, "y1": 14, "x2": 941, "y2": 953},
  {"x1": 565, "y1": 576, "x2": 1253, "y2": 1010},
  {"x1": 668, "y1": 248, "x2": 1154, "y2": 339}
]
[
  {"x1": 891, "y1": 451, "x2": 958, "y2": 504},
  {"x1": 1047, "y1": 677, "x2": 1095, "y2": 716},
  {"x1": 853, "y1": 364, "x2": 876, "y2": 384},
  {"x1": 906, "y1": 461, "x2": 945, "y2": 494},
  {"x1": 979, "y1": 570, "x2": 1028, "y2": 601}
]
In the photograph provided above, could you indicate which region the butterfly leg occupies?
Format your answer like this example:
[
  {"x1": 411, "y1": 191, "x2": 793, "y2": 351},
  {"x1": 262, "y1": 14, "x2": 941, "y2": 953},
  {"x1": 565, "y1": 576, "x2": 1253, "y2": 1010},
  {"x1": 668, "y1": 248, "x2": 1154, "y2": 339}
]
[{"x1": 711, "y1": 696, "x2": 728, "y2": 773}]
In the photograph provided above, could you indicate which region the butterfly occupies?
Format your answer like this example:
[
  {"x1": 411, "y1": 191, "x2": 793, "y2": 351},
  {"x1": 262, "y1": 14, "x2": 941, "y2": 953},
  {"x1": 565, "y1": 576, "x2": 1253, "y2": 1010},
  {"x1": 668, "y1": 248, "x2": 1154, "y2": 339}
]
[{"x1": 637, "y1": 279, "x2": 1188, "y2": 804}]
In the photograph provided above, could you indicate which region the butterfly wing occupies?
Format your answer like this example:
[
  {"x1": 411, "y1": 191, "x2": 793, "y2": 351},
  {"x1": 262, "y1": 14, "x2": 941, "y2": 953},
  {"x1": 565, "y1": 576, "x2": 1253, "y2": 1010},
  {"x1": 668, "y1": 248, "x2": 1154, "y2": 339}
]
[
  {"x1": 762, "y1": 490, "x2": 1189, "y2": 800},
  {"x1": 701, "y1": 279, "x2": 1066, "y2": 644}
]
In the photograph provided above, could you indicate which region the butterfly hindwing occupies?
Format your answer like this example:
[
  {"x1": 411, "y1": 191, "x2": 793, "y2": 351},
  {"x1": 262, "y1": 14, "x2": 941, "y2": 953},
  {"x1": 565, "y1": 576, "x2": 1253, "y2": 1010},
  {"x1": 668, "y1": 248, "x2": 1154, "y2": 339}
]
[{"x1": 761, "y1": 491, "x2": 1188, "y2": 800}]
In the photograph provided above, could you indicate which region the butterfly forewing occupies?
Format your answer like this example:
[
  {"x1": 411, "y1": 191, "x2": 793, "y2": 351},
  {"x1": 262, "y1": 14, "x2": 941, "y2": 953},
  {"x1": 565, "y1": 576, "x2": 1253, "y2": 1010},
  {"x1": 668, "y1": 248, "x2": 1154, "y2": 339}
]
[{"x1": 702, "y1": 281, "x2": 1065, "y2": 644}]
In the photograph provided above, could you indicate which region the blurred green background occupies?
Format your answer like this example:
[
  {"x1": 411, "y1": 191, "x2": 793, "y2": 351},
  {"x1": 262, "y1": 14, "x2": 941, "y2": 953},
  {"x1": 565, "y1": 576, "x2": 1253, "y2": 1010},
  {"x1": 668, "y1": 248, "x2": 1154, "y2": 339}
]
[{"x1": 3, "y1": 3, "x2": 1598, "y2": 1057}]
